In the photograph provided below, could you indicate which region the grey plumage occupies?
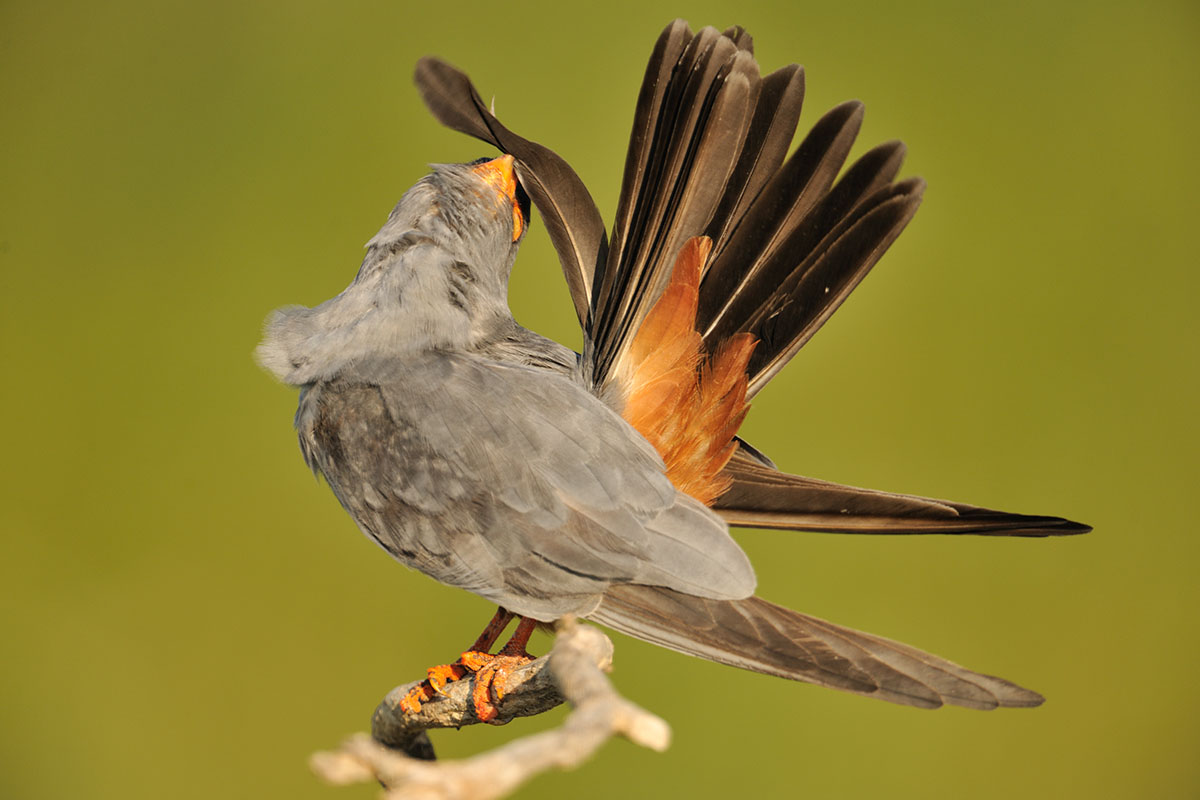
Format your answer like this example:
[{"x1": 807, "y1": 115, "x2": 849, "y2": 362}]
[
  {"x1": 589, "y1": 587, "x2": 1042, "y2": 709},
  {"x1": 261, "y1": 162, "x2": 754, "y2": 622},
  {"x1": 260, "y1": 20, "x2": 1087, "y2": 714},
  {"x1": 258, "y1": 164, "x2": 527, "y2": 385}
]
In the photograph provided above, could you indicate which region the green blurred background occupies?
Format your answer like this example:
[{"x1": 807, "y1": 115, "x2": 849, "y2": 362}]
[{"x1": 2, "y1": 0, "x2": 1197, "y2": 797}]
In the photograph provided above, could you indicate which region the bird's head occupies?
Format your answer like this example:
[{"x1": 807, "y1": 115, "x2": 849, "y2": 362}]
[
  {"x1": 257, "y1": 155, "x2": 532, "y2": 386},
  {"x1": 370, "y1": 155, "x2": 530, "y2": 275}
]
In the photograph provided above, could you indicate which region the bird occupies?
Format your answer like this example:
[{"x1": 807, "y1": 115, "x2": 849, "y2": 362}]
[{"x1": 259, "y1": 19, "x2": 1088, "y2": 723}]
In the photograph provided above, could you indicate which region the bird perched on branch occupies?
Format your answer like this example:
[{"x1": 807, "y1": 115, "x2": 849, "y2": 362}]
[{"x1": 259, "y1": 19, "x2": 1088, "y2": 723}]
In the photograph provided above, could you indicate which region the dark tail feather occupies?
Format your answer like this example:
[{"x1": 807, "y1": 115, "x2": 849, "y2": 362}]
[
  {"x1": 715, "y1": 448, "x2": 1091, "y2": 536},
  {"x1": 704, "y1": 63, "x2": 806, "y2": 249},
  {"x1": 586, "y1": 23, "x2": 928, "y2": 401},
  {"x1": 413, "y1": 57, "x2": 607, "y2": 327},
  {"x1": 699, "y1": 136, "x2": 925, "y2": 398},
  {"x1": 589, "y1": 23, "x2": 763, "y2": 387},
  {"x1": 414, "y1": 22, "x2": 919, "y2": 403},
  {"x1": 700, "y1": 98, "x2": 865, "y2": 314},
  {"x1": 598, "y1": 18, "x2": 692, "y2": 319},
  {"x1": 720, "y1": 24, "x2": 754, "y2": 52},
  {"x1": 589, "y1": 585, "x2": 1045, "y2": 710}
]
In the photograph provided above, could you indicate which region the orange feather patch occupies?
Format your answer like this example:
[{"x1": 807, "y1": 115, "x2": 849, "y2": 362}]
[{"x1": 621, "y1": 237, "x2": 756, "y2": 506}]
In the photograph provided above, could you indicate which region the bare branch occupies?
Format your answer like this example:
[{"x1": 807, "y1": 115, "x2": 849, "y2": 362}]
[
  {"x1": 370, "y1": 640, "x2": 566, "y2": 760},
  {"x1": 311, "y1": 618, "x2": 671, "y2": 799}
]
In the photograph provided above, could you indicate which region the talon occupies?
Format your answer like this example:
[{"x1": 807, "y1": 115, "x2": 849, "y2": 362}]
[
  {"x1": 472, "y1": 664, "x2": 501, "y2": 723},
  {"x1": 399, "y1": 684, "x2": 431, "y2": 715},
  {"x1": 400, "y1": 650, "x2": 496, "y2": 714},
  {"x1": 427, "y1": 662, "x2": 468, "y2": 695},
  {"x1": 398, "y1": 611, "x2": 537, "y2": 721},
  {"x1": 469, "y1": 652, "x2": 534, "y2": 724},
  {"x1": 459, "y1": 650, "x2": 494, "y2": 671}
]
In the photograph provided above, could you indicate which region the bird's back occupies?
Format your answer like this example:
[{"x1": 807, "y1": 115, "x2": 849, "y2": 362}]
[{"x1": 296, "y1": 348, "x2": 756, "y2": 621}]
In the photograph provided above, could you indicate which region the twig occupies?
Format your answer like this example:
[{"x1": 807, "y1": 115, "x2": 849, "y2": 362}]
[{"x1": 311, "y1": 617, "x2": 671, "y2": 799}]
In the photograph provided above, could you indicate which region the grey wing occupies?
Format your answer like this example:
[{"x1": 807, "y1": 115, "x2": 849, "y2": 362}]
[
  {"x1": 590, "y1": 586, "x2": 1044, "y2": 710},
  {"x1": 298, "y1": 353, "x2": 755, "y2": 620}
]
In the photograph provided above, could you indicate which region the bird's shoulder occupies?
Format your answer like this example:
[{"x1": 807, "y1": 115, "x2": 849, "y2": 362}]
[{"x1": 298, "y1": 349, "x2": 663, "y2": 498}]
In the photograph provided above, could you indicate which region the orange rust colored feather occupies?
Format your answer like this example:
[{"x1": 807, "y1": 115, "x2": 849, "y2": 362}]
[{"x1": 621, "y1": 237, "x2": 756, "y2": 506}]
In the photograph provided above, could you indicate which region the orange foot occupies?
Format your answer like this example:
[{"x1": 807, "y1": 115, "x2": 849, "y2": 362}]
[
  {"x1": 470, "y1": 651, "x2": 534, "y2": 724},
  {"x1": 397, "y1": 613, "x2": 538, "y2": 721},
  {"x1": 398, "y1": 650, "x2": 495, "y2": 715}
]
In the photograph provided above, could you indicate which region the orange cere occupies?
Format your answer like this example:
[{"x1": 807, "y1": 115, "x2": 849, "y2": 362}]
[
  {"x1": 471, "y1": 154, "x2": 525, "y2": 241},
  {"x1": 621, "y1": 236, "x2": 756, "y2": 506}
]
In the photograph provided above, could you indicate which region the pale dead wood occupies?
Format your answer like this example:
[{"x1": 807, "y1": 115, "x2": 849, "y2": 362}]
[{"x1": 311, "y1": 617, "x2": 671, "y2": 799}]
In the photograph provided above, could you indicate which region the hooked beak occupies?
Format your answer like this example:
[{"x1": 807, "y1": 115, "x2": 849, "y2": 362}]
[{"x1": 471, "y1": 154, "x2": 527, "y2": 242}]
